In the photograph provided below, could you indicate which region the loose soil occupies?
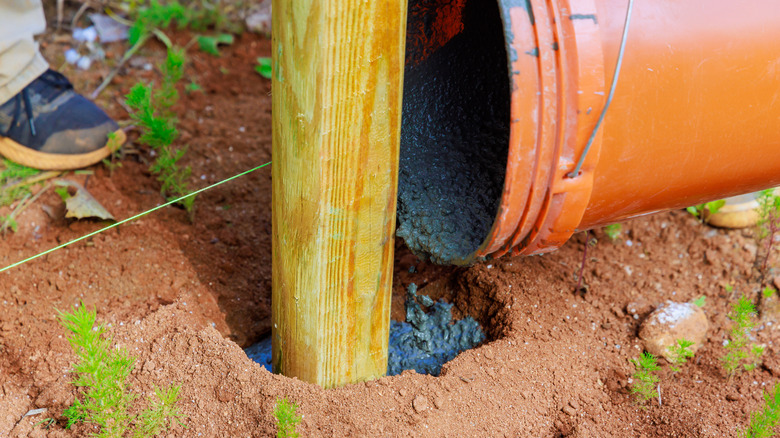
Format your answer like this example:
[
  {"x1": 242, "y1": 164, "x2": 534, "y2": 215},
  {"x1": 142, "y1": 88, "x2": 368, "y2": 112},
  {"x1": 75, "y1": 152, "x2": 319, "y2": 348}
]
[{"x1": 2, "y1": 14, "x2": 780, "y2": 438}]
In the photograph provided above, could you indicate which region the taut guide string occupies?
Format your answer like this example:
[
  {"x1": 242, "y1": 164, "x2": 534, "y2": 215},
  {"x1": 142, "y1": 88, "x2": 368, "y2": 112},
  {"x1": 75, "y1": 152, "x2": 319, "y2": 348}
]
[{"x1": 0, "y1": 161, "x2": 272, "y2": 274}]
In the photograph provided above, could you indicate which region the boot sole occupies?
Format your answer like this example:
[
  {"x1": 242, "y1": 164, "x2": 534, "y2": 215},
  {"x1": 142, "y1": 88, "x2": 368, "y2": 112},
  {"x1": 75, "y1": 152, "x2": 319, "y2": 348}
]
[{"x1": 0, "y1": 129, "x2": 126, "y2": 170}]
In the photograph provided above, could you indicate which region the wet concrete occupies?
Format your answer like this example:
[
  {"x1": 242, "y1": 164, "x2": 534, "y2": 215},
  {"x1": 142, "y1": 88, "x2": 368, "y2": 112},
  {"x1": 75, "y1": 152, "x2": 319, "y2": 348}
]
[
  {"x1": 387, "y1": 284, "x2": 485, "y2": 376},
  {"x1": 246, "y1": 285, "x2": 485, "y2": 377},
  {"x1": 397, "y1": 0, "x2": 511, "y2": 265}
]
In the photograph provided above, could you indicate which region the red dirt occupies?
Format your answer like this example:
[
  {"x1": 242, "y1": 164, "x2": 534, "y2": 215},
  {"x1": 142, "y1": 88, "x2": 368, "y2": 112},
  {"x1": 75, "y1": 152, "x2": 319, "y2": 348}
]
[{"x1": 2, "y1": 20, "x2": 780, "y2": 438}]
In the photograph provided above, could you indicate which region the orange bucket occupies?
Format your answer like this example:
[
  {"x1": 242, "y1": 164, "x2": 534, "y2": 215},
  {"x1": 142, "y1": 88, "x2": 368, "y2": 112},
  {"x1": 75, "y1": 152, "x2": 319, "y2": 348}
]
[{"x1": 397, "y1": 0, "x2": 780, "y2": 265}]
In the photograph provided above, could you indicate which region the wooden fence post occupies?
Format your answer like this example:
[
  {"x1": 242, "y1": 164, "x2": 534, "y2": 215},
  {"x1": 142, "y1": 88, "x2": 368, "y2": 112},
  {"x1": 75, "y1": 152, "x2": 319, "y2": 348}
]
[{"x1": 271, "y1": 0, "x2": 407, "y2": 388}]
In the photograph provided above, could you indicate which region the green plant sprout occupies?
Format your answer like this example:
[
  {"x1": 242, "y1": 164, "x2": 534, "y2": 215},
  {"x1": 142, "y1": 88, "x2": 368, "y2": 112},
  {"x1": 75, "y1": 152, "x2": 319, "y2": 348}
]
[
  {"x1": 0, "y1": 163, "x2": 55, "y2": 234},
  {"x1": 692, "y1": 296, "x2": 706, "y2": 307},
  {"x1": 59, "y1": 304, "x2": 138, "y2": 435},
  {"x1": 185, "y1": 81, "x2": 202, "y2": 94},
  {"x1": 101, "y1": 132, "x2": 124, "y2": 175},
  {"x1": 59, "y1": 303, "x2": 184, "y2": 437},
  {"x1": 630, "y1": 352, "x2": 660, "y2": 406},
  {"x1": 132, "y1": 385, "x2": 185, "y2": 438},
  {"x1": 33, "y1": 417, "x2": 55, "y2": 430},
  {"x1": 0, "y1": 215, "x2": 18, "y2": 233},
  {"x1": 687, "y1": 199, "x2": 726, "y2": 224},
  {"x1": 0, "y1": 159, "x2": 40, "y2": 207},
  {"x1": 197, "y1": 33, "x2": 234, "y2": 55},
  {"x1": 764, "y1": 287, "x2": 776, "y2": 299},
  {"x1": 745, "y1": 345, "x2": 767, "y2": 372},
  {"x1": 743, "y1": 382, "x2": 780, "y2": 438},
  {"x1": 127, "y1": 0, "x2": 228, "y2": 47},
  {"x1": 721, "y1": 296, "x2": 764, "y2": 378},
  {"x1": 667, "y1": 339, "x2": 695, "y2": 373},
  {"x1": 756, "y1": 189, "x2": 780, "y2": 282},
  {"x1": 255, "y1": 57, "x2": 272, "y2": 79},
  {"x1": 95, "y1": 0, "x2": 234, "y2": 99},
  {"x1": 274, "y1": 397, "x2": 302, "y2": 438},
  {"x1": 603, "y1": 223, "x2": 622, "y2": 241},
  {"x1": 126, "y1": 47, "x2": 197, "y2": 216}
]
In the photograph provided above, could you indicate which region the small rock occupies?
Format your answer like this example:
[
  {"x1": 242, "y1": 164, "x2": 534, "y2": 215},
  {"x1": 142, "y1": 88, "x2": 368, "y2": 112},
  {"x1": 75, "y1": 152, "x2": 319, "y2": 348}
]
[
  {"x1": 562, "y1": 404, "x2": 577, "y2": 416},
  {"x1": 744, "y1": 242, "x2": 758, "y2": 258},
  {"x1": 568, "y1": 399, "x2": 580, "y2": 410},
  {"x1": 215, "y1": 385, "x2": 236, "y2": 402},
  {"x1": 601, "y1": 322, "x2": 612, "y2": 330},
  {"x1": 245, "y1": 0, "x2": 272, "y2": 35},
  {"x1": 399, "y1": 388, "x2": 407, "y2": 397},
  {"x1": 433, "y1": 396, "x2": 444, "y2": 409},
  {"x1": 704, "y1": 249, "x2": 719, "y2": 265},
  {"x1": 638, "y1": 301, "x2": 709, "y2": 360},
  {"x1": 412, "y1": 395, "x2": 429, "y2": 413},
  {"x1": 612, "y1": 306, "x2": 625, "y2": 318},
  {"x1": 626, "y1": 301, "x2": 652, "y2": 319}
]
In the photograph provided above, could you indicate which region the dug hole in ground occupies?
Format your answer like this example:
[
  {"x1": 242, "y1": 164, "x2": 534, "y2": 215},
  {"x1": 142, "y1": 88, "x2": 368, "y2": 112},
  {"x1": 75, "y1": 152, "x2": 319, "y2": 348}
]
[{"x1": 2, "y1": 13, "x2": 780, "y2": 438}]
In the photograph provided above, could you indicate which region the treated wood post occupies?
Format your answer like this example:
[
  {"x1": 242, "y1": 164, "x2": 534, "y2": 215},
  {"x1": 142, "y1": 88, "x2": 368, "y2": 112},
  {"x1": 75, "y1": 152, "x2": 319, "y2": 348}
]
[{"x1": 271, "y1": 0, "x2": 407, "y2": 387}]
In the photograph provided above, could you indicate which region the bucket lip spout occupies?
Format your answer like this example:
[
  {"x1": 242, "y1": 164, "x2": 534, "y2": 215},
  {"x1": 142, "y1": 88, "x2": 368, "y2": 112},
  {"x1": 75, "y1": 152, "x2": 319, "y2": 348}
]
[{"x1": 472, "y1": 0, "x2": 607, "y2": 261}]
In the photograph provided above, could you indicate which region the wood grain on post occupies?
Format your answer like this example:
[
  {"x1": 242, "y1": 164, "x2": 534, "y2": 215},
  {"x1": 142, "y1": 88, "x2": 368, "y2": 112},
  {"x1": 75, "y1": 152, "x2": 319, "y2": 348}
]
[{"x1": 271, "y1": 0, "x2": 407, "y2": 388}]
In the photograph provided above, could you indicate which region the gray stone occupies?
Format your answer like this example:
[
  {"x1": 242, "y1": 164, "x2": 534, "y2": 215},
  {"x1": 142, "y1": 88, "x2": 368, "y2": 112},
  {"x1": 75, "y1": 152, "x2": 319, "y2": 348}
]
[{"x1": 638, "y1": 301, "x2": 709, "y2": 360}]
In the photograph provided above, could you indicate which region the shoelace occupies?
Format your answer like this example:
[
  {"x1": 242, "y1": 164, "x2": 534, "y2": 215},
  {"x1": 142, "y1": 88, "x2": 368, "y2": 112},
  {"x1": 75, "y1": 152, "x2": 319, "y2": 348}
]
[
  {"x1": 21, "y1": 88, "x2": 35, "y2": 136},
  {"x1": 10, "y1": 69, "x2": 74, "y2": 138}
]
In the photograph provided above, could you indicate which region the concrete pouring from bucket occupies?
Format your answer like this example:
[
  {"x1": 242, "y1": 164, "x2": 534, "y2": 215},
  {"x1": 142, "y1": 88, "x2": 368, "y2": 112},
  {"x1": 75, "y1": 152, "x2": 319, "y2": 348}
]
[
  {"x1": 397, "y1": 0, "x2": 509, "y2": 266},
  {"x1": 246, "y1": 284, "x2": 485, "y2": 376},
  {"x1": 396, "y1": 0, "x2": 780, "y2": 266}
]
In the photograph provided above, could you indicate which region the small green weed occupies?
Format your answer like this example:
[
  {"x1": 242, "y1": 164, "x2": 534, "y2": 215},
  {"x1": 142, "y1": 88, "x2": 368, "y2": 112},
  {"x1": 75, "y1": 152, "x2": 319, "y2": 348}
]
[
  {"x1": 59, "y1": 304, "x2": 184, "y2": 437},
  {"x1": 764, "y1": 287, "x2": 776, "y2": 299},
  {"x1": 185, "y1": 81, "x2": 202, "y2": 94},
  {"x1": 59, "y1": 304, "x2": 137, "y2": 435},
  {"x1": 126, "y1": 47, "x2": 197, "y2": 216},
  {"x1": 101, "y1": 132, "x2": 124, "y2": 175},
  {"x1": 127, "y1": 0, "x2": 228, "y2": 47},
  {"x1": 255, "y1": 57, "x2": 272, "y2": 79},
  {"x1": 197, "y1": 33, "x2": 234, "y2": 56},
  {"x1": 0, "y1": 159, "x2": 40, "y2": 207},
  {"x1": 133, "y1": 385, "x2": 185, "y2": 438},
  {"x1": 630, "y1": 352, "x2": 660, "y2": 406},
  {"x1": 743, "y1": 382, "x2": 780, "y2": 438},
  {"x1": 687, "y1": 199, "x2": 726, "y2": 224},
  {"x1": 603, "y1": 223, "x2": 622, "y2": 241},
  {"x1": 0, "y1": 215, "x2": 18, "y2": 234},
  {"x1": 721, "y1": 296, "x2": 764, "y2": 378},
  {"x1": 274, "y1": 397, "x2": 302, "y2": 438},
  {"x1": 667, "y1": 339, "x2": 695, "y2": 373},
  {"x1": 33, "y1": 417, "x2": 56, "y2": 430},
  {"x1": 756, "y1": 189, "x2": 780, "y2": 282},
  {"x1": 692, "y1": 295, "x2": 706, "y2": 307}
]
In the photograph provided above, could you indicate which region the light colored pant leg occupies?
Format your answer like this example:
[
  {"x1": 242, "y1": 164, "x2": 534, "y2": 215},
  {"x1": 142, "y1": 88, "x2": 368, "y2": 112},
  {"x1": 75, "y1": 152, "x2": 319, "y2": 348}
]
[{"x1": 0, "y1": 0, "x2": 49, "y2": 105}]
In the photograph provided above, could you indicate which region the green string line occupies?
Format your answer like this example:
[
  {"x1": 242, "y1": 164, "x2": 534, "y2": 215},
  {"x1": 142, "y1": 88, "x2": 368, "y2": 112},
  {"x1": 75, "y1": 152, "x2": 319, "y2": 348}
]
[{"x1": 0, "y1": 161, "x2": 271, "y2": 274}]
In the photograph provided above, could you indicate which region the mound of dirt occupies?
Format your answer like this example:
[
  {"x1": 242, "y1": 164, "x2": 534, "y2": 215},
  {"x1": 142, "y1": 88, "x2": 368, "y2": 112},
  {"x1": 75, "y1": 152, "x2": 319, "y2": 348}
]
[{"x1": 1, "y1": 16, "x2": 778, "y2": 438}]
